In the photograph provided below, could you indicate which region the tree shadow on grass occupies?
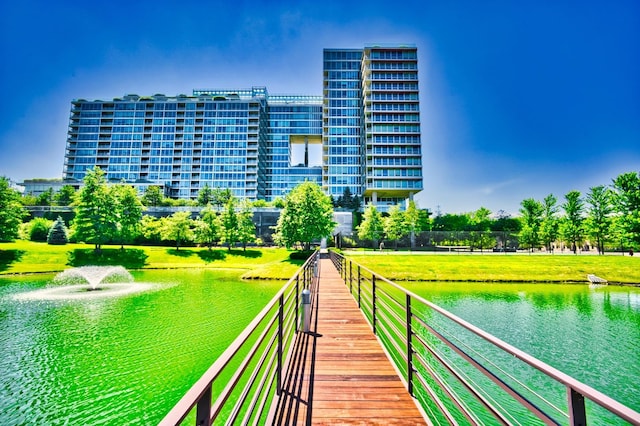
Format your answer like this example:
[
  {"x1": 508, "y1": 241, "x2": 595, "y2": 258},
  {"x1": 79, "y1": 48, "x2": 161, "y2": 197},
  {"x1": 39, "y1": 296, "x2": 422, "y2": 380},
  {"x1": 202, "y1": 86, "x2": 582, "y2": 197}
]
[
  {"x1": 68, "y1": 248, "x2": 148, "y2": 269},
  {"x1": 166, "y1": 248, "x2": 195, "y2": 258},
  {"x1": 228, "y1": 249, "x2": 262, "y2": 258},
  {"x1": 196, "y1": 250, "x2": 227, "y2": 263},
  {"x1": 0, "y1": 249, "x2": 25, "y2": 272}
]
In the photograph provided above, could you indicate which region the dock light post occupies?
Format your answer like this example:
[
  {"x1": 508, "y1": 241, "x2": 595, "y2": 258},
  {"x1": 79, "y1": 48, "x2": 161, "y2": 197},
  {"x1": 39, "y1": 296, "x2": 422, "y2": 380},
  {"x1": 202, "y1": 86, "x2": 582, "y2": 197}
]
[{"x1": 302, "y1": 289, "x2": 311, "y2": 333}]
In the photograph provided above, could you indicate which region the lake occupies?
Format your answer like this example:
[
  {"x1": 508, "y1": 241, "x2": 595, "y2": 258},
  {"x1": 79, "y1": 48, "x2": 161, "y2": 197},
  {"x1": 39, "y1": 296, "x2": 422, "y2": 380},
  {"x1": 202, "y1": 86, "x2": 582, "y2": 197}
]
[{"x1": 1, "y1": 271, "x2": 638, "y2": 424}]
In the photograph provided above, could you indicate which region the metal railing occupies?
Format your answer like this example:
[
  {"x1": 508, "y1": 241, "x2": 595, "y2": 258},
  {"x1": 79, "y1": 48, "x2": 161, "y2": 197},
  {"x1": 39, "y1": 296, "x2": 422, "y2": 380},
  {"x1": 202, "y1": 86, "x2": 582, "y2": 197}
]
[
  {"x1": 160, "y1": 251, "x2": 319, "y2": 426},
  {"x1": 330, "y1": 250, "x2": 640, "y2": 426}
]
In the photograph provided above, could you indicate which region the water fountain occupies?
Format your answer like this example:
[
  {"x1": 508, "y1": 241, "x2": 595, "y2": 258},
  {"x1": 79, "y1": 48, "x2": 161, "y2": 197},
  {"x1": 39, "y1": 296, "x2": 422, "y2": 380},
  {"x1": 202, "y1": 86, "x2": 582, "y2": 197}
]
[
  {"x1": 53, "y1": 265, "x2": 134, "y2": 290},
  {"x1": 13, "y1": 265, "x2": 155, "y2": 301}
]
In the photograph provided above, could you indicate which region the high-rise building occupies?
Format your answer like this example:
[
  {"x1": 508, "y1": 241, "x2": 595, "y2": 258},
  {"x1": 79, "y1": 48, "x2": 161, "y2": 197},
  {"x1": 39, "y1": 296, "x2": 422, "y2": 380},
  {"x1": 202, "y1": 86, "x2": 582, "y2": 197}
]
[{"x1": 64, "y1": 44, "x2": 422, "y2": 210}]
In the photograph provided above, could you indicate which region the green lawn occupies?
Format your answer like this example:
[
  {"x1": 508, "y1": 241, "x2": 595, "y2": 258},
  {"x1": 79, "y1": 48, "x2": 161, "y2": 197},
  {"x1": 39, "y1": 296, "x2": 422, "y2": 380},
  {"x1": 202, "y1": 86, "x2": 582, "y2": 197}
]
[
  {"x1": 0, "y1": 241, "x2": 304, "y2": 279},
  {"x1": 344, "y1": 251, "x2": 640, "y2": 284}
]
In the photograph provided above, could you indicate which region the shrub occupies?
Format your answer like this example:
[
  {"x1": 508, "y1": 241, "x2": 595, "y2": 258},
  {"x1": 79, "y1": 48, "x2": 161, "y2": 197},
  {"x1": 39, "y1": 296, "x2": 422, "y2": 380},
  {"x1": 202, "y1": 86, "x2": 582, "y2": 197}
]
[
  {"x1": 22, "y1": 218, "x2": 54, "y2": 242},
  {"x1": 289, "y1": 250, "x2": 315, "y2": 260}
]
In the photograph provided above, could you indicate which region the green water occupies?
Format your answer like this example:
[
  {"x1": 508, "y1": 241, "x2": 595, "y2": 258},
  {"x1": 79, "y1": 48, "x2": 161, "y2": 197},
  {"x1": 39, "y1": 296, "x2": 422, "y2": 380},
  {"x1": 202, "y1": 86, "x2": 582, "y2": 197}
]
[
  {"x1": 1, "y1": 273, "x2": 639, "y2": 424},
  {"x1": 401, "y1": 281, "x2": 640, "y2": 421},
  {"x1": 0, "y1": 269, "x2": 282, "y2": 425}
]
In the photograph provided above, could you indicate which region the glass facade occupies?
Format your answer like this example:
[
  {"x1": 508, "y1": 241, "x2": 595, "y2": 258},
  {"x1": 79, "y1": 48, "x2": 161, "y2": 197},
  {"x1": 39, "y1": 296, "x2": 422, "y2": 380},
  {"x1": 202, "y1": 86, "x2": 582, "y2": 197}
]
[{"x1": 64, "y1": 45, "x2": 423, "y2": 209}]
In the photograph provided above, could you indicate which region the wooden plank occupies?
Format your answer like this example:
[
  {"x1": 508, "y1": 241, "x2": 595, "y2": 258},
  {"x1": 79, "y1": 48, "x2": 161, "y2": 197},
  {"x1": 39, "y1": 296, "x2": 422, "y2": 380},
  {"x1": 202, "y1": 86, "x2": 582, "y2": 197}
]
[{"x1": 272, "y1": 256, "x2": 426, "y2": 425}]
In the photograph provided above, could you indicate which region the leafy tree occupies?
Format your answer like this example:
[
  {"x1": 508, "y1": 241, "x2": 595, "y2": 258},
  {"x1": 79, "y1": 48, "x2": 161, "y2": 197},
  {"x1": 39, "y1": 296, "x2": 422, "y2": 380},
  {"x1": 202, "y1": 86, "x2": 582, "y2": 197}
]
[
  {"x1": 0, "y1": 177, "x2": 27, "y2": 241},
  {"x1": 585, "y1": 185, "x2": 613, "y2": 255},
  {"x1": 72, "y1": 167, "x2": 117, "y2": 251},
  {"x1": 491, "y1": 210, "x2": 521, "y2": 232},
  {"x1": 519, "y1": 198, "x2": 543, "y2": 252},
  {"x1": 112, "y1": 183, "x2": 145, "y2": 249},
  {"x1": 272, "y1": 197, "x2": 285, "y2": 209},
  {"x1": 560, "y1": 190, "x2": 585, "y2": 254},
  {"x1": 540, "y1": 194, "x2": 559, "y2": 252},
  {"x1": 357, "y1": 204, "x2": 385, "y2": 248},
  {"x1": 612, "y1": 171, "x2": 640, "y2": 248},
  {"x1": 432, "y1": 213, "x2": 470, "y2": 231},
  {"x1": 141, "y1": 185, "x2": 164, "y2": 207},
  {"x1": 54, "y1": 185, "x2": 76, "y2": 206},
  {"x1": 470, "y1": 207, "x2": 492, "y2": 231},
  {"x1": 417, "y1": 209, "x2": 432, "y2": 231},
  {"x1": 237, "y1": 201, "x2": 256, "y2": 251},
  {"x1": 196, "y1": 204, "x2": 219, "y2": 250},
  {"x1": 161, "y1": 211, "x2": 194, "y2": 250},
  {"x1": 218, "y1": 197, "x2": 239, "y2": 250},
  {"x1": 197, "y1": 184, "x2": 214, "y2": 206},
  {"x1": 47, "y1": 216, "x2": 69, "y2": 245},
  {"x1": 384, "y1": 204, "x2": 407, "y2": 250},
  {"x1": 405, "y1": 200, "x2": 420, "y2": 249},
  {"x1": 36, "y1": 188, "x2": 54, "y2": 206},
  {"x1": 20, "y1": 193, "x2": 37, "y2": 206},
  {"x1": 212, "y1": 188, "x2": 233, "y2": 208},
  {"x1": 252, "y1": 199, "x2": 268, "y2": 208},
  {"x1": 140, "y1": 215, "x2": 163, "y2": 245},
  {"x1": 273, "y1": 181, "x2": 335, "y2": 249}
]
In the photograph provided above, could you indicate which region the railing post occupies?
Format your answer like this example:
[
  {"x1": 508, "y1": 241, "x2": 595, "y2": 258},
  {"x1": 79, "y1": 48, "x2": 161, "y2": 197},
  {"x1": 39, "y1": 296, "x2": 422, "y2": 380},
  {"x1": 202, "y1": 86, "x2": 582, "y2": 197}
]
[
  {"x1": 295, "y1": 276, "x2": 299, "y2": 330},
  {"x1": 372, "y1": 275, "x2": 377, "y2": 335},
  {"x1": 568, "y1": 387, "x2": 587, "y2": 426},
  {"x1": 196, "y1": 385, "x2": 212, "y2": 426},
  {"x1": 277, "y1": 294, "x2": 284, "y2": 396},
  {"x1": 406, "y1": 294, "x2": 414, "y2": 396},
  {"x1": 349, "y1": 260, "x2": 352, "y2": 293},
  {"x1": 357, "y1": 265, "x2": 361, "y2": 309}
]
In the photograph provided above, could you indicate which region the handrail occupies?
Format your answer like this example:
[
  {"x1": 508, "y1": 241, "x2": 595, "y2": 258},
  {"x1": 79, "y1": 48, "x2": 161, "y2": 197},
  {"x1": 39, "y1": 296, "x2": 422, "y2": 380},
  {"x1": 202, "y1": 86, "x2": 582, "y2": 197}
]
[
  {"x1": 330, "y1": 250, "x2": 640, "y2": 426},
  {"x1": 160, "y1": 251, "x2": 319, "y2": 426}
]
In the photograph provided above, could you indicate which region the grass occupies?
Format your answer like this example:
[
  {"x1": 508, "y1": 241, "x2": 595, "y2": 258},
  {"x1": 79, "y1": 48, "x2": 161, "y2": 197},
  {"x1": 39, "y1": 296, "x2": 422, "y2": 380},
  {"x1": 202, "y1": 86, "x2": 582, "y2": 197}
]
[
  {"x1": 4, "y1": 241, "x2": 638, "y2": 284},
  {"x1": 0, "y1": 241, "x2": 305, "y2": 280},
  {"x1": 345, "y1": 251, "x2": 640, "y2": 284}
]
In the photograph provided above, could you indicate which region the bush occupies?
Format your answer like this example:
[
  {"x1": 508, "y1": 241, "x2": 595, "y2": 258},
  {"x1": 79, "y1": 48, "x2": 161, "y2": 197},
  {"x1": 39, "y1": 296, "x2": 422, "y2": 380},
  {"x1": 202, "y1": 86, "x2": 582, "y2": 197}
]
[
  {"x1": 22, "y1": 218, "x2": 54, "y2": 242},
  {"x1": 289, "y1": 250, "x2": 315, "y2": 260}
]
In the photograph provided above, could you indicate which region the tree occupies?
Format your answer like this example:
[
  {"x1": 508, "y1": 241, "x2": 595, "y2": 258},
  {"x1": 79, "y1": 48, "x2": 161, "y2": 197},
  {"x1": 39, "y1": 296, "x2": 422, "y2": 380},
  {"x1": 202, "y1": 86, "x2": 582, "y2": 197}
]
[
  {"x1": 161, "y1": 211, "x2": 194, "y2": 250},
  {"x1": 195, "y1": 204, "x2": 219, "y2": 250},
  {"x1": 112, "y1": 183, "x2": 144, "y2": 249},
  {"x1": 140, "y1": 215, "x2": 163, "y2": 245},
  {"x1": 54, "y1": 185, "x2": 76, "y2": 206},
  {"x1": 405, "y1": 200, "x2": 420, "y2": 249},
  {"x1": 585, "y1": 185, "x2": 613, "y2": 255},
  {"x1": 540, "y1": 194, "x2": 559, "y2": 252},
  {"x1": 0, "y1": 177, "x2": 27, "y2": 241},
  {"x1": 519, "y1": 198, "x2": 543, "y2": 252},
  {"x1": 47, "y1": 216, "x2": 69, "y2": 245},
  {"x1": 197, "y1": 184, "x2": 214, "y2": 206},
  {"x1": 384, "y1": 205, "x2": 407, "y2": 250},
  {"x1": 72, "y1": 167, "x2": 117, "y2": 251},
  {"x1": 273, "y1": 181, "x2": 336, "y2": 250},
  {"x1": 357, "y1": 204, "x2": 385, "y2": 249},
  {"x1": 612, "y1": 171, "x2": 640, "y2": 248},
  {"x1": 142, "y1": 185, "x2": 164, "y2": 207},
  {"x1": 560, "y1": 190, "x2": 585, "y2": 254},
  {"x1": 35, "y1": 188, "x2": 54, "y2": 206},
  {"x1": 218, "y1": 197, "x2": 239, "y2": 250},
  {"x1": 212, "y1": 188, "x2": 233, "y2": 208},
  {"x1": 470, "y1": 207, "x2": 492, "y2": 231},
  {"x1": 237, "y1": 201, "x2": 257, "y2": 251}
]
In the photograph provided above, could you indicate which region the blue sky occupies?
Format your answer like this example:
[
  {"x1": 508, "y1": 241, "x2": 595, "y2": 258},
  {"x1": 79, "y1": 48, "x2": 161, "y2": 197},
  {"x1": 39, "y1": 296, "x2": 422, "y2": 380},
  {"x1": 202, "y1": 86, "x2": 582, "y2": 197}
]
[{"x1": 1, "y1": 0, "x2": 638, "y2": 214}]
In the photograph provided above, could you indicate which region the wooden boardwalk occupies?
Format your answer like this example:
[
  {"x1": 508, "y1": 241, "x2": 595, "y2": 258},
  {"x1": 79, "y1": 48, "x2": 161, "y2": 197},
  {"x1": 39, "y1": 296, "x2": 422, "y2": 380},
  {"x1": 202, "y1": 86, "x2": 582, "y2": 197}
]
[{"x1": 272, "y1": 255, "x2": 427, "y2": 425}]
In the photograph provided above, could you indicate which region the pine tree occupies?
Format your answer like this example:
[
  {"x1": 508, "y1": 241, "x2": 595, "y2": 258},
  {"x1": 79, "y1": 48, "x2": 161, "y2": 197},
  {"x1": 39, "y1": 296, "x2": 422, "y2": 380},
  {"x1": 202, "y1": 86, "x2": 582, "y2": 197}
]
[{"x1": 47, "y1": 216, "x2": 69, "y2": 245}]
